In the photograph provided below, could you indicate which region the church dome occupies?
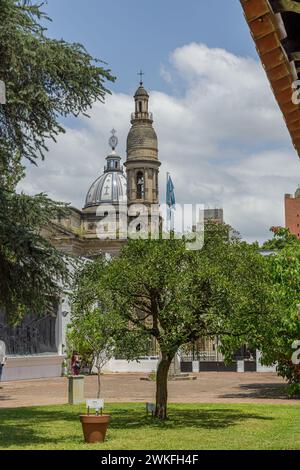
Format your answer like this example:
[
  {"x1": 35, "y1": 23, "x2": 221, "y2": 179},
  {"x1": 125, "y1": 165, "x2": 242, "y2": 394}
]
[
  {"x1": 127, "y1": 125, "x2": 158, "y2": 153},
  {"x1": 85, "y1": 171, "x2": 126, "y2": 208},
  {"x1": 134, "y1": 85, "x2": 149, "y2": 98},
  {"x1": 84, "y1": 130, "x2": 127, "y2": 209}
]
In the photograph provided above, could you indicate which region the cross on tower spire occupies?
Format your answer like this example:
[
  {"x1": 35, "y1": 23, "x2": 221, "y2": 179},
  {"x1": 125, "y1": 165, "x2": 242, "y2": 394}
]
[{"x1": 138, "y1": 69, "x2": 144, "y2": 86}]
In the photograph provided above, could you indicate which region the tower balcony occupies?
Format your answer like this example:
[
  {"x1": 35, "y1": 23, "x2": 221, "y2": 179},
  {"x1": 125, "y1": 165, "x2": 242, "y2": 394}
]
[{"x1": 131, "y1": 111, "x2": 153, "y2": 122}]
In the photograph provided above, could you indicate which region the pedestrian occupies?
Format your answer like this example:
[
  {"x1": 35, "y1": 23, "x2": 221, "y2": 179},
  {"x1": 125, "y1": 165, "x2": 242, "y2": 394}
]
[
  {"x1": 0, "y1": 340, "x2": 6, "y2": 386},
  {"x1": 71, "y1": 351, "x2": 81, "y2": 376}
]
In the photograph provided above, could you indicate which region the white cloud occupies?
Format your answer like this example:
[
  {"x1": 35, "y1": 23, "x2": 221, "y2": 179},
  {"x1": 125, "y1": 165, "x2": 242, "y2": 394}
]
[
  {"x1": 160, "y1": 64, "x2": 172, "y2": 84},
  {"x1": 18, "y1": 43, "x2": 300, "y2": 243}
]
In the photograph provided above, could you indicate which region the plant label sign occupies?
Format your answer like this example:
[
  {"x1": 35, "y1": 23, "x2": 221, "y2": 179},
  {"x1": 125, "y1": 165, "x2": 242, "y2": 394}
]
[
  {"x1": 86, "y1": 399, "x2": 104, "y2": 412},
  {"x1": 146, "y1": 402, "x2": 155, "y2": 413}
]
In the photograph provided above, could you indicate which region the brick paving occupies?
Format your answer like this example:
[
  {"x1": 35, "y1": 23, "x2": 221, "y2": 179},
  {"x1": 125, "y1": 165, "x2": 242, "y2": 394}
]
[{"x1": 0, "y1": 372, "x2": 299, "y2": 408}]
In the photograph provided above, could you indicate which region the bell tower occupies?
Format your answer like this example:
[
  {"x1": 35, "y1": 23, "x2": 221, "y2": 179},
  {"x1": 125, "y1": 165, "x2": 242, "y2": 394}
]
[{"x1": 125, "y1": 73, "x2": 161, "y2": 209}]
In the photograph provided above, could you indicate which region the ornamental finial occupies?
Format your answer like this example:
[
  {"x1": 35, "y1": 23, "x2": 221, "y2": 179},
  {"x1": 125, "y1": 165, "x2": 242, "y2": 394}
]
[
  {"x1": 109, "y1": 128, "x2": 118, "y2": 151},
  {"x1": 138, "y1": 69, "x2": 144, "y2": 86}
]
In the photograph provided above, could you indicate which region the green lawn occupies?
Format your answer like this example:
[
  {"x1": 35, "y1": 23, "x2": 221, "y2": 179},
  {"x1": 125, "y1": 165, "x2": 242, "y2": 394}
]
[{"x1": 0, "y1": 403, "x2": 300, "y2": 450}]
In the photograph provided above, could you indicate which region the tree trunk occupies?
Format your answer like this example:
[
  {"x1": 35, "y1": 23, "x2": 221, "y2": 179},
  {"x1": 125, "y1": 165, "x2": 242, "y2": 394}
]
[
  {"x1": 155, "y1": 353, "x2": 173, "y2": 420},
  {"x1": 97, "y1": 368, "x2": 101, "y2": 399}
]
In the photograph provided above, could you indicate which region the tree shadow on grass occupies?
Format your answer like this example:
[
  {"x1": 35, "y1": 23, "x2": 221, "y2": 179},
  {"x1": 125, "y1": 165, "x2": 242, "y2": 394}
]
[
  {"x1": 0, "y1": 407, "x2": 79, "y2": 425},
  {"x1": 0, "y1": 424, "x2": 78, "y2": 448},
  {"x1": 0, "y1": 405, "x2": 273, "y2": 448},
  {"x1": 108, "y1": 407, "x2": 273, "y2": 431},
  {"x1": 0, "y1": 407, "x2": 81, "y2": 448},
  {"x1": 220, "y1": 383, "x2": 289, "y2": 400}
]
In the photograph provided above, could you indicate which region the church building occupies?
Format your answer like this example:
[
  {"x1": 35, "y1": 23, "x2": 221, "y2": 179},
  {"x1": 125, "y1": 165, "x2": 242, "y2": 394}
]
[{"x1": 46, "y1": 78, "x2": 161, "y2": 258}]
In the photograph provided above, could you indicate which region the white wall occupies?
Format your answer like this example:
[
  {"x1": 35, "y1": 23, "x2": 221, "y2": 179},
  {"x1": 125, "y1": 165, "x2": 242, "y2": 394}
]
[
  {"x1": 2, "y1": 355, "x2": 64, "y2": 381},
  {"x1": 105, "y1": 358, "x2": 159, "y2": 373}
]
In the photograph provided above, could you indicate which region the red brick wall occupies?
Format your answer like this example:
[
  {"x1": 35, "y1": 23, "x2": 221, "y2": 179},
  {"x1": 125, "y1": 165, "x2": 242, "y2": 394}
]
[{"x1": 285, "y1": 195, "x2": 300, "y2": 238}]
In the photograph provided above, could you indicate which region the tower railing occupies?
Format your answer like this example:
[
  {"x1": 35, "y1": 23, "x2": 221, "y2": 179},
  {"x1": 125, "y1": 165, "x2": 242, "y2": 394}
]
[{"x1": 131, "y1": 112, "x2": 153, "y2": 121}]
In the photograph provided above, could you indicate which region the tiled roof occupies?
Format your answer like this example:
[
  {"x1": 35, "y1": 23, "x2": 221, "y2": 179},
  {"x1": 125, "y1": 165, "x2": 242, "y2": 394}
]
[{"x1": 240, "y1": 0, "x2": 300, "y2": 157}]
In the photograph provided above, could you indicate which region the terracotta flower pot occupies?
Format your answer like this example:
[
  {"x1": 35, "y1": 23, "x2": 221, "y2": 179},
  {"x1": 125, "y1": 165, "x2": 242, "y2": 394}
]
[{"x1": 80, "y1": 414, "x2": 110, "y2": 443}]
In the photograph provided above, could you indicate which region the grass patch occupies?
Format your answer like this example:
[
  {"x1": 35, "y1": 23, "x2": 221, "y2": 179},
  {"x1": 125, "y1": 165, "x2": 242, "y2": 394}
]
[{"x1": 0, "y1": 403, "x2": 300, "y2": 450}]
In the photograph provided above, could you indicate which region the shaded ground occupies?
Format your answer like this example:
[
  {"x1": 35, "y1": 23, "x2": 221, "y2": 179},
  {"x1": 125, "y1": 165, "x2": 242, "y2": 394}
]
[
  {"x1": 1, "y1": 403, "x2": 300, "y2": 450},
  {"x1": 0, "y1": 372, "x2": 298, "y2": 408}
]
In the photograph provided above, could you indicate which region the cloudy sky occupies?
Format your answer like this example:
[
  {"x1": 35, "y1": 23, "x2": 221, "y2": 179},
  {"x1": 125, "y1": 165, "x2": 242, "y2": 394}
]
[{"x1": 19, "y1": 0, "x2": 300, "y2": 243}]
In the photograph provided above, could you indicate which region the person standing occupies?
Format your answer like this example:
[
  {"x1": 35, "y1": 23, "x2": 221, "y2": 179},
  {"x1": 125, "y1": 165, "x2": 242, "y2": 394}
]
[
  {"x1": 71, "y1": 351, "x2": 81, "y2": 376},
  {"x1": 0, "y1": 340, "x2": 6, "y2": 385}
]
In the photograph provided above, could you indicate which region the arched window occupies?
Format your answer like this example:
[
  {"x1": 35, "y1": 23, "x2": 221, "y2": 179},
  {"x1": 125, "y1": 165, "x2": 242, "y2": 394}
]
[
  {"x1": 138, "y1": 101, "x2": 142, "y2": 113},
  {"x1": 136, "y1": 171, "x2": 144, "y2": 199}
]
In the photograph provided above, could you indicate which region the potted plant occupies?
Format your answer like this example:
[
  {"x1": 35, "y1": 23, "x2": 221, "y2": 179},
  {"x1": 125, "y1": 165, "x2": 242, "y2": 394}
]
[
  {"x1": 68, "y1": 314, "x2": 115, "y2": 443},
  {"x1": 80, "y1": 399, "x2": 110, "y2": 443}
]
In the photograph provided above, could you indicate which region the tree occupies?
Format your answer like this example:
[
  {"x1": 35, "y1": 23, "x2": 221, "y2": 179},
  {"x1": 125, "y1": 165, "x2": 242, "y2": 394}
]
[
  {"x1": 257, "y1": 228, "x2": 300, "y2": 385},
  {"x1": 69, "y1": 258, "x2": 150, "y2": 399},
  {"x1": 106, "y1": 224, "x2": 275, "y2": 419},
  {"x1": 0, "y1": 186, "x2": 71, "y2": 321},
  {"x1": 262, "y1": 226, "x2": 298, "y2": 250},
  {"x1": 0, "y1": 0, "x2": 114, "y2": 320},
  {"x1": 0, "y1": 150, "x2": 72, "y2": 320},
  {"x1": 68, "y1": 306, "x2": 117, "y2": 399}
]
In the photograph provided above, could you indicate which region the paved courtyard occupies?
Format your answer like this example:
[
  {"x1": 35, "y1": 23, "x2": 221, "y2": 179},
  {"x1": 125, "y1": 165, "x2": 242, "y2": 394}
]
[{"x1": 0, "y1": 372, "x2": 299, "y2": 408}]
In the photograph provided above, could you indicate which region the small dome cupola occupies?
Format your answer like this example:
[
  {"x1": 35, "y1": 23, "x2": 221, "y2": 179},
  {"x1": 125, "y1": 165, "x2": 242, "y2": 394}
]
[
  {"x1": 84, "y1": 129, "x2": 127, "y2": 208},
  {"x1": 131, "y1": 70, "x2": 153, "y2": 123}
]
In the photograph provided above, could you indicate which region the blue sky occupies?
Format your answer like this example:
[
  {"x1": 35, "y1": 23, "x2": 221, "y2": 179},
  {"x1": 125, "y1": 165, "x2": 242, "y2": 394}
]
[
  {"x1": 20, "y1": 0, "x2": 300, "y2": 243},
  {"x1": 44, "y1": 0, "x2": 256, "y2": 94}
]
